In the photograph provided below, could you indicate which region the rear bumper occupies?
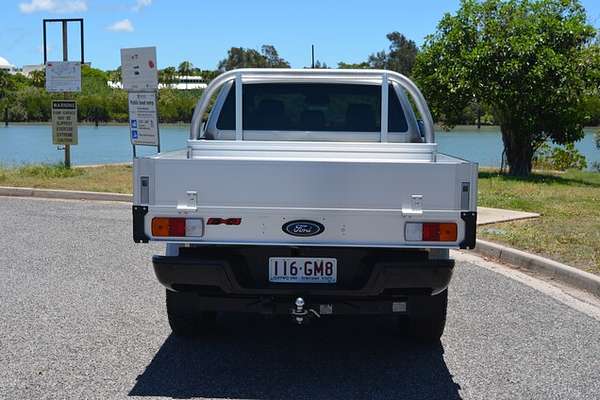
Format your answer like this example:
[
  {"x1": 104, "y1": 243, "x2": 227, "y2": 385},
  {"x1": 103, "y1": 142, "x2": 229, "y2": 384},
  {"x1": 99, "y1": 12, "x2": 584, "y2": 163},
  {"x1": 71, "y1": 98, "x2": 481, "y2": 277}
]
[{"x1": 152, "y1": 253, "x2": 454, "y2": 297}]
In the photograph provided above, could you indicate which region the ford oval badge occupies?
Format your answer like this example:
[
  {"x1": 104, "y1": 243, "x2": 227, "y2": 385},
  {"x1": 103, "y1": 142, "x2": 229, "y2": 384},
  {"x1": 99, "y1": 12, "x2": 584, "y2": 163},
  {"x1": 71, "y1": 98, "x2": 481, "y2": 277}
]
[{"x1": 282, "y1": 220, "x2": 325, "y2": 237}]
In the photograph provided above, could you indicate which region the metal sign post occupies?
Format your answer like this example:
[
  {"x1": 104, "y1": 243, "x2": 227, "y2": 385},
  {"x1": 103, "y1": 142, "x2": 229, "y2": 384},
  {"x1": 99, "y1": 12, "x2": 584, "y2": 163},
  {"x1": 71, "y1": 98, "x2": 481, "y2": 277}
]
[
  {"x1": 43, "y1": 18, "x2": 84, "y2": 168},
  {"x1": 121, "y1": 47, "x2": 160, "y2": 158}
]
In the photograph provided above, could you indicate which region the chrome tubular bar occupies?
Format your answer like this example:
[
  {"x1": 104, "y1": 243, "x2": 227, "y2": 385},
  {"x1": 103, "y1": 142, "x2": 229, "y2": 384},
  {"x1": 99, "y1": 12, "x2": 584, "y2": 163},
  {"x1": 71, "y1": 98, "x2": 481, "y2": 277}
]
[{"x1": 189, "y1": 68, "x2": 435, "y2": 143}]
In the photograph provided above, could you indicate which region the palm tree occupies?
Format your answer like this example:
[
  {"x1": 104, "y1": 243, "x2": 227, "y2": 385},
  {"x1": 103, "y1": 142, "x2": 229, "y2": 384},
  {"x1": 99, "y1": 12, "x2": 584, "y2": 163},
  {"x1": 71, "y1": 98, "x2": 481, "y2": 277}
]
[{"x1": 178, "y1": 61, "x2": 193, "y2": 89}]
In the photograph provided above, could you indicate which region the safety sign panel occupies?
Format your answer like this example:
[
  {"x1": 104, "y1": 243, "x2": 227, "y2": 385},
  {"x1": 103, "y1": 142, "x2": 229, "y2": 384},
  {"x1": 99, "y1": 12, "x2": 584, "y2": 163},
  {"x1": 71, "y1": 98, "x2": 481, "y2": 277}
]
[
  {"x1": 128, "y1": 92, "x2": 159, "y2": 146},
  {"x1": 52, "y1": 100, "x2": 78, "y2": 145}
]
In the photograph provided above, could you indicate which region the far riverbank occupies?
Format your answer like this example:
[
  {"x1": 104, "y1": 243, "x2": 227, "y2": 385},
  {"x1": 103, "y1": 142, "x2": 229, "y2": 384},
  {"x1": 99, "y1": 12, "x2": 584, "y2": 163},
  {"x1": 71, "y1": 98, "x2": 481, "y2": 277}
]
[{"x1": 1, "y1": 124, "x2": 598, "y2": 168}]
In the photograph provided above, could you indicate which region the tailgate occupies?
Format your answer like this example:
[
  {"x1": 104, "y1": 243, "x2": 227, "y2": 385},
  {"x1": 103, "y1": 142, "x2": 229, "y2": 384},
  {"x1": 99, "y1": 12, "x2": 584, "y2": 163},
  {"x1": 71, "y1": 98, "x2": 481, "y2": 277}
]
[{"x1": 133, "y1": 141, "x2": 477, "y2": 249}]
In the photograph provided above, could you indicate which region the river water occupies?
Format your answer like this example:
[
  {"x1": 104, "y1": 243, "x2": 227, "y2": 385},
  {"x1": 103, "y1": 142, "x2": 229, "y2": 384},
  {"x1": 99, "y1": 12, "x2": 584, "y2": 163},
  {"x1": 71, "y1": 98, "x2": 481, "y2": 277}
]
[{"x1": 0, "y1": 124, "x2": 598, "y2": 168}]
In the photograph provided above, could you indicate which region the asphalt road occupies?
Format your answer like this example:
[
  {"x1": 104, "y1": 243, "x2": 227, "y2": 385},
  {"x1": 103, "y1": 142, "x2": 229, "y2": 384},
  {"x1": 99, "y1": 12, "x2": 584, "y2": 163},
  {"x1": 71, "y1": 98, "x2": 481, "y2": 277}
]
[{"x1": 1, "y1": 197, "x2": 599, "y2": 400}]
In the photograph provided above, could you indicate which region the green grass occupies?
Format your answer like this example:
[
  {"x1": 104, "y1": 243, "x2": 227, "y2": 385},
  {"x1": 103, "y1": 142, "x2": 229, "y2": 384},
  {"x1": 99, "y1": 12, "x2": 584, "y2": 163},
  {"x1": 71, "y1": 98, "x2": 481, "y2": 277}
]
[
  {"x1": 478, "y1": 169, "x2": 600, "y2": 274},
  {"x1": 0, "y1": 163, "x2": 132, "y2": 193},
  {"x1": 1, "y1": 163, "x2": 598, "y2": 274}
]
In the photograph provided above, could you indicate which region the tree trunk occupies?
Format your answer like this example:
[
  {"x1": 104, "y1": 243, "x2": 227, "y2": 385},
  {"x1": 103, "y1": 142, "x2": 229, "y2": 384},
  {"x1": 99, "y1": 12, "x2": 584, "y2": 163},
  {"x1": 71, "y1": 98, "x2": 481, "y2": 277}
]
[{"x1": 500, "y1": 125, "x2": 534, "y2": 177}]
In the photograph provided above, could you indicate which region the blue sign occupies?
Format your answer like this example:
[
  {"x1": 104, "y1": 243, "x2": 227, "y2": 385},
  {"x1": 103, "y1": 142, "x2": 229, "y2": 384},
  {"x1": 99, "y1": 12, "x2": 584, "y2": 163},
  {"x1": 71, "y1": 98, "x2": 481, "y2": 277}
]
[
  {"x1": 130, "y1": 119, "x2": 138, "y2": 128},
  {"x1": 131, "y1": 130, "x2": 138, "y2": 139}
]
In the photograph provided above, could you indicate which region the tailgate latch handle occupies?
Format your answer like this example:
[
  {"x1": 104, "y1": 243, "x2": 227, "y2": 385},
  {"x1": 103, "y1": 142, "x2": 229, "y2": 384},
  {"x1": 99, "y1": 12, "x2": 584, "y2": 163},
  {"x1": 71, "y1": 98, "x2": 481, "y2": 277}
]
[
  {"x1": 177, "y1": 191, "x2": 198, "y2": 211},
  {"x1": 402, "y1": 194, "x2": 423, "y2": 216}
]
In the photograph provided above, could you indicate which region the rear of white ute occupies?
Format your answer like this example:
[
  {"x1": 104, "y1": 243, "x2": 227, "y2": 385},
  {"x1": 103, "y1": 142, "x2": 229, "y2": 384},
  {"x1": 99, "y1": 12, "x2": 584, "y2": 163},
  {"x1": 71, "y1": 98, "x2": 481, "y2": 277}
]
[{"x1": 132, "y1": 69, "x2": 478, "y2": 342}]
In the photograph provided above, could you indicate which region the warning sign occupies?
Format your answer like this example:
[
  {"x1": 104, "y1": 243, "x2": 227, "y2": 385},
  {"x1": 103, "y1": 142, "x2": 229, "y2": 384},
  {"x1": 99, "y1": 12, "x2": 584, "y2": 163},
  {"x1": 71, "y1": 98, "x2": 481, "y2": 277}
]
[
  {"x1": 52, "y1": 100, "x2": 78, "y2": 145},
  {"x1": 128, "y1": 92, "x2": 159, "y2": 146}
]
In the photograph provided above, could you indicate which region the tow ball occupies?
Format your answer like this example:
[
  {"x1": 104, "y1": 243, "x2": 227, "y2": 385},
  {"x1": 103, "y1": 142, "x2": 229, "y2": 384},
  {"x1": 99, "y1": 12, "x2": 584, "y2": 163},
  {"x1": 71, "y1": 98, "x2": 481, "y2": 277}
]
[{"x1": 291, "y1": 297, "x2": 320, "y2": 324}]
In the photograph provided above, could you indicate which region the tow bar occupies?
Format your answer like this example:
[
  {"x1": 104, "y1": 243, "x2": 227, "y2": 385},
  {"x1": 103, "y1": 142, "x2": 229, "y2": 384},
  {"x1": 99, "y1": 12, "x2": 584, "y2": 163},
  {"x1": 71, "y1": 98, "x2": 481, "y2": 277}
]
[{"x1": 291, "y1": 297, "x2": 320, "y2": 324}]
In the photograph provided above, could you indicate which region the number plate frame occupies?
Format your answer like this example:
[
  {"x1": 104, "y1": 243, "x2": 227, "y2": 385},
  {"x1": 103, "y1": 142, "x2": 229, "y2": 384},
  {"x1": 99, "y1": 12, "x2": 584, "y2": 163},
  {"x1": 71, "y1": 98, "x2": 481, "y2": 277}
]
[{"x1": 268, "y1": 257, "x2": 337, "y2": 283}]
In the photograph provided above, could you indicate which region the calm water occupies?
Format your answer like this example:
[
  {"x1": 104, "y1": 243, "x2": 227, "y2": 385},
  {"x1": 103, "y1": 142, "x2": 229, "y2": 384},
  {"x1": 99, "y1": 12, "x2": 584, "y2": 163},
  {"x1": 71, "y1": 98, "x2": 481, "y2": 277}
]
[{"x1": 0, "y1": 124, "x2": 598, "y2": 167}]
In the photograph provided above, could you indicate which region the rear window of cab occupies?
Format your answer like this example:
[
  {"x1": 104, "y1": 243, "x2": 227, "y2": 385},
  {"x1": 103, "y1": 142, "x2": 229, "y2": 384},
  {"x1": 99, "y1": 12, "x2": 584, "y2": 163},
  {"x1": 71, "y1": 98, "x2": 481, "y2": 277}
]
[{"x1": 216, "y1": 83, "x2": 408, "y2": 133}]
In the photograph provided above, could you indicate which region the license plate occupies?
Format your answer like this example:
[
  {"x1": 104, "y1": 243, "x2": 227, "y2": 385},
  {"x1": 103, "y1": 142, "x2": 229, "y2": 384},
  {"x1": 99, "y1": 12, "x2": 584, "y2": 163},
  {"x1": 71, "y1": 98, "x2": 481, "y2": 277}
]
[{"x1": 269, "y1": 257, "x2": 337, "y2": 283}]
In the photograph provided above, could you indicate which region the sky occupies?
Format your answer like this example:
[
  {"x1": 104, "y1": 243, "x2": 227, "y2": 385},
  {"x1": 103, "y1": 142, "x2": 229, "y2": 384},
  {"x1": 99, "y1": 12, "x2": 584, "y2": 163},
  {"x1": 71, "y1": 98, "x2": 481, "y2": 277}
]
[{"x1": 1, "y1": 0, "x2": 599, "y2": 71}]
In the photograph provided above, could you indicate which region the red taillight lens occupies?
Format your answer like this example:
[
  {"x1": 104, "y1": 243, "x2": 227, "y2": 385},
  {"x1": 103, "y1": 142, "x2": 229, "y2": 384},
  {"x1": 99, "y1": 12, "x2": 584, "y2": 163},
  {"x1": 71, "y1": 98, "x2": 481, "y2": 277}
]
[
  {"x1": 169, "y1": 218, "x2": 186, "y2": 236},
  {"x1": 422, "y1": 223, "x2": 440, "y2": 241}
]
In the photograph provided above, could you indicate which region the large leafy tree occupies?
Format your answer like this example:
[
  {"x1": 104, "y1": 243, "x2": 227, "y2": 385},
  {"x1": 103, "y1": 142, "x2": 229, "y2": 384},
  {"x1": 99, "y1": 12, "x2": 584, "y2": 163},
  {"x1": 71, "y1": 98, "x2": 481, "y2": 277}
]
[
  {"x1": 218, "y1": 45, "x2": 290, "y2": 71},
  {"x1": 413, "y1": 0, "x2": 599, "y2": 176}
]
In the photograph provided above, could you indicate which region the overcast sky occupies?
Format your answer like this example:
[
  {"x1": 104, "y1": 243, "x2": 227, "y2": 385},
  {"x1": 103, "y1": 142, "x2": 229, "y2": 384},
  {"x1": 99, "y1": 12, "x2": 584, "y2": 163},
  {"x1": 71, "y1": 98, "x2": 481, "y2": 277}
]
[{"x1": 1, "y1": 0, "x2": 599, "y2": 70}]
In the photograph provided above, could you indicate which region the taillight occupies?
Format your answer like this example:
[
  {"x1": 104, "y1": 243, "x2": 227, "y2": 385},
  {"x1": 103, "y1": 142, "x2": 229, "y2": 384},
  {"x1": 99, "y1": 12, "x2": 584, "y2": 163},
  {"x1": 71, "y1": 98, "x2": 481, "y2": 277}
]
[
  {"x1": 151, "y1": 217, "x2": 204, "y2": 237},
  {"x1": 405, "y1": 222, "x2": 457, "y2": 242}
]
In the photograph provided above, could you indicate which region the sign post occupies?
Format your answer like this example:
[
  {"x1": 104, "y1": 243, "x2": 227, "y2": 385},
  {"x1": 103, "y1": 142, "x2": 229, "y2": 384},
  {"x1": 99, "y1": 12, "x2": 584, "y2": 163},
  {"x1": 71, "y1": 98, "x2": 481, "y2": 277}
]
[
  {"x1": 121, "y1": 47, "x2": 160, "y2": 157},
  {"x1": 43, "y1": 18, "x2": 84, "y2": 168}
]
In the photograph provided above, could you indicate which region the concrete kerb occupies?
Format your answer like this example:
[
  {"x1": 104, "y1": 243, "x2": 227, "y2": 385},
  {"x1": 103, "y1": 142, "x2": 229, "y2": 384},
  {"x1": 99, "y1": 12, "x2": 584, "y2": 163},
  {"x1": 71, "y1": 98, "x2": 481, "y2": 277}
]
[
  {"x1": 1, "y1": 186, "x2": 598, "y2": 299},
  {"x1": 0, "y1": 186, "x2": 132, "y2": 202},
  {"x1": 475, "y1": 239, "x2": 600, "y2": 299}
]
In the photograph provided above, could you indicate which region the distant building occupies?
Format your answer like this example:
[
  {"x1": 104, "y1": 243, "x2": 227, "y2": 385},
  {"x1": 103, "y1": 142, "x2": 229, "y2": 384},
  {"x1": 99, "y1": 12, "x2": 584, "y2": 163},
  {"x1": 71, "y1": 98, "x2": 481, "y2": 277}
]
[
  {"x1": 107, "y1": 80, "x2": 123, "y2": 89},
  {"x1": 161, "y1": 75, "x2": 207, "y2": 90},
  {"x1": 21, "y1": 64, "x2": 44, "y2": 77},
  {"x1": 0, "y1": 56, "x2": 17, "y2": 74},
  {"x1": 108, "y1": 74, "x2": 207, "y2": 90}
]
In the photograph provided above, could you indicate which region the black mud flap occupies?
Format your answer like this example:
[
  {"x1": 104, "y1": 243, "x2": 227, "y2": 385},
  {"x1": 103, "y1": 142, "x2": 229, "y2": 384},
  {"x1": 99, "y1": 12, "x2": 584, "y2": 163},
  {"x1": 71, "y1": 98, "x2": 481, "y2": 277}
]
[
  {"x1": 133, "y1": 205, "x2": 149, "y2": 243},
  {"x1": 459, "y1": 211, "x2": 477, "y2": 249}
]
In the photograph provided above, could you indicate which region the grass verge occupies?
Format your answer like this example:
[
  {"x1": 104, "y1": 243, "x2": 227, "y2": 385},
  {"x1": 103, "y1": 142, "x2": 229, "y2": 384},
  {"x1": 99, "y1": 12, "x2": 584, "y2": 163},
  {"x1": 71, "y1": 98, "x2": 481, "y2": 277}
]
[
  {"x1": 0, "y1": 163, "x2": 132, "y2": 194},
  {"x1": 0, "y1": 163, "x2": 598, "y2": 273},
  {"x1": 478, "y1": 169, "x2": 600, "y2": 274}
]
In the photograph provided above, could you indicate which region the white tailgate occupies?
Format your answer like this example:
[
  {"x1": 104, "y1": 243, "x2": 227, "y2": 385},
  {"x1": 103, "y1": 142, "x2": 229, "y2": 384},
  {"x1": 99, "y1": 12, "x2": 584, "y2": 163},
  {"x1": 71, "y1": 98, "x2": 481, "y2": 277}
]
[{"x1": 134, "y1": 141, "x2": 477, "y2": 248}]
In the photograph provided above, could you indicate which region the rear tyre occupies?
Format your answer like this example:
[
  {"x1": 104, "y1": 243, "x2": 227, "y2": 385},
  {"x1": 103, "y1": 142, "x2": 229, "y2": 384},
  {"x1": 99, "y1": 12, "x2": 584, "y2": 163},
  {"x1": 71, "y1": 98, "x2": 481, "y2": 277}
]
[
  {"x1": 405, "y1": 289, "x2": 448, "y2": 342},
  {"x1": 166, "y1": 289, "x2": 217, "y2": 337}
]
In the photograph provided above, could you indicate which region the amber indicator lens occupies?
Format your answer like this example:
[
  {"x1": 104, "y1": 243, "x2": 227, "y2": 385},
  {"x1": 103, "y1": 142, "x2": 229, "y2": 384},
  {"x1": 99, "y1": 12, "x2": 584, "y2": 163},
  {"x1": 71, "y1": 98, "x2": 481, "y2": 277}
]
[{"x1": 152, "y1": 217, "x2": 186, "y2": 237}]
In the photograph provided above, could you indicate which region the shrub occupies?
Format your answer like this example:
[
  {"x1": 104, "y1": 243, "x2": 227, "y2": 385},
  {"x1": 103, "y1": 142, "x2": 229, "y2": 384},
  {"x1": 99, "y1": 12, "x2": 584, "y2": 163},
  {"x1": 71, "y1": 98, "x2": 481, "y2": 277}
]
[{"x1": 533, "y1": 143, "x2": 587, "y2": 171}]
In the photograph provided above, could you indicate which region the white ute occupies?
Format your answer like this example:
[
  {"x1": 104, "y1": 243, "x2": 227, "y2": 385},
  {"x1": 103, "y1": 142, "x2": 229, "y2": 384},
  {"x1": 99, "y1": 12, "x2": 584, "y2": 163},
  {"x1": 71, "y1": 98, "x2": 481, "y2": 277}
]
[{"x1": 133, "y1": 69, "x2": 478, "y2": 342}]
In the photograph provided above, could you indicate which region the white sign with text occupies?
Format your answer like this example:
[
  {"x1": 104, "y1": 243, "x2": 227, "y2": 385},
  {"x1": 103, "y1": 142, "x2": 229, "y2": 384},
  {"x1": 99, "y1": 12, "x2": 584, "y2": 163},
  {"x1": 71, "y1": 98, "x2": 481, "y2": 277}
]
[
  {"x1": 46, "y1": 61, "x2": 81, "y2": 92},
  {"x1": 121, "y1": 47, "x2": 158, "y2": 91},
  {"x1": 128, "y1": 92, "x2": 159, "y2": 146}
]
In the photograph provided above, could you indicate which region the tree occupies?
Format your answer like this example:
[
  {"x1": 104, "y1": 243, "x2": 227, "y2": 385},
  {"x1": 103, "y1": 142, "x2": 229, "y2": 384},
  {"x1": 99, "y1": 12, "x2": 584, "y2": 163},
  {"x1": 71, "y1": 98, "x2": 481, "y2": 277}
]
[
  {"x1": 0, "y1": 70, "x2": 15, "y2": 99},
  {"x1": 337, "y1": 61, "x2": 370, "y2": 69},
  {"x1": 218, "y1": 45, "x2": 290, "y2": 71},
  {"x1": 260, "y1": 45, "x2": 290, "y2": 68},
  {"x1": 81, "y1": 65, "x2": 109, "y2": 94},
  {"x1": 159, "y1": 66, "x2": 177, "y2": 86},
  {"x1": 178, "y1": 61, "x2": 194, "y2": 89},
  {"x1": 313, "y1": 60, "x2": 329, "y2": 69},
  {"x1": 178, "y1": 61, "x2": 193, "y2": 76},
  {"x1": 338, "y1": 32, "x2": 418, "y2": 75},
  {"x1": 380, "y1": 32, "x2": 419, "y2": 74},
  {"x1": 413, "y1": 0, "x2": 599, "y2": 176},
  {"x1": 107, "y1": 67, "x2": 121, "y2": 84},
  {"x1": 29, "y1": 70, "x2": 45, "y2": 88}
]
